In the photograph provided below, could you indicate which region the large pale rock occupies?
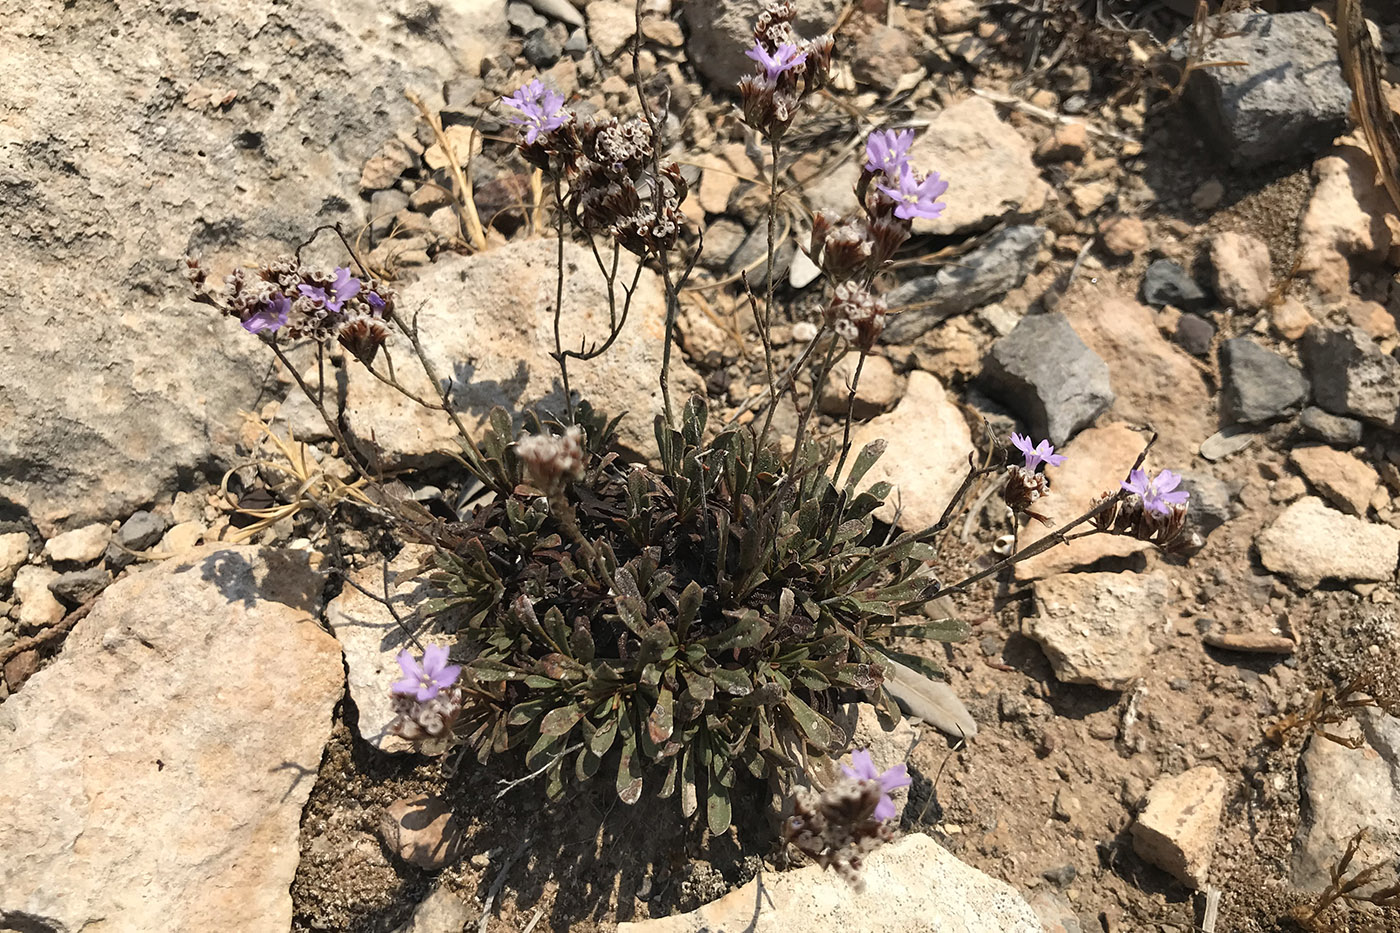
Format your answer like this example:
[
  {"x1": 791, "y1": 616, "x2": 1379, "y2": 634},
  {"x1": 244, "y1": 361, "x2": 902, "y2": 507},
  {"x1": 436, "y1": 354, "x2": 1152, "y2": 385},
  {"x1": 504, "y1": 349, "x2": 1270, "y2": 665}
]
[
  {"x1": 1256, "y1": 497, "x2": 1400, "y2": 588},
  {"x1": 683, "y1": 0, "x2": 843, "y2": 87},
  {"x1": 0, "y1": 0, "x2": 506, "y2": 533},
  {"x1": 1058, "y1": 287, "x2": 1212, "y2": 467},
  {"x1": 1132, "y1": 766, "x2": 1227, "y2": 888},
  {"x1": 13, "y1": 564, "x2": 64, "y2": 630},
  {"x1": 325, "y1": 544, "x2": 438, "y2": 753},
  {"x1": 1028, "y1": 571, "x2": 1168, "y2": 691},
  {"x1": 1299, "y1": 143, "x2": 1396, "y2": 297},
  {"x1": 0, "y1": 532, "x2": 28, "y2": 589},
  {"x1": 618, "y1": 833, "x2": 1041, "y2": 932},
  {"x1": 907, "y1": 98, "x2": 1049, "y2": 236},
  {"x1": 0, "y1": 545, "x2": 344, "y2": 932},
  {"x1": 846, "y1": 371, "x2": 972, "y2": 532},
  {"x1": 1289, "y1": 446, "x2": 1379, "y2": 517},
  {"x1": 344, "y1": 240, "x2": 700, "y2": 468},
  {"x1": 1292, "y1": 710, "x2": 1400, "y2": 892},
  {"x1": 1014, "y1": 423, "x2": 1153, "y2": 580}
]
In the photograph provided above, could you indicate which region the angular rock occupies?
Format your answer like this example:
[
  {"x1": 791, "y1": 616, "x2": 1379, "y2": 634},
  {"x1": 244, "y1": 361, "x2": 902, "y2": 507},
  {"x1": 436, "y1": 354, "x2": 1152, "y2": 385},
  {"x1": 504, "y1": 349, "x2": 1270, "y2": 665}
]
[
  {"x1": 1141, "y1": 259, "x2": 1210, "y2": 312},
  {"x1": 817, "y1": 352, "x2": 904, "y2": 419},
  {"x1": 1173, "y1": 313, "x2": 1215, "y2": 358},
  {"x1": 883, "y1": 225, "x2": 1045, "y2": 342},
  {"x1": 1028, "y1": 571, "x2": 1169, "y2": 691},
  {"x1": 850, "y1": 22, "x2": 922, "y2": 94},
  {"x1": 1182, "y1": 12, "x2": 1351, "y2": 168},
  {"x1": 1175, "y1": 470, "x2": 1233, "y2": 538},
  {"x1": 0, "y1": 545, "x2": 343, "y2": 931},
  {"x1": 43, "y1": 521, "x2": 111, "y2": 564},
  {"x1": 1289, "y1": 446, "x2": 1380, "y2": 516},
  {"x1": 907, "y1": 99, "x2": 1049, "y2": 236},
  {"x1": 1014, "y1": 423, "x2": 1154, "y2": 579},
  {"x1": 1256, "y1": 497, "x2": 1400, "y2": 588},
  {"x1": 1, "y1": 0, "x2": 506, "y2": 533},
  {"x1": 1300, "y1": 144, "x2": 1395, "y2": 297},
  {"x1": 1208, "y1": 230, "x2": 1271, "y2": 311},
  {"x1": 13, "y1": 564, "x2": 64, "y2": 630},
  {"x1": 49, "y1": 566, "x2": 112, "y2": 605},
  {"x1": 980, "y1": 312, "x2": 1114, "y2": 445},
  {"x1": 380, "y1": 794, "x2": 467, "y2": 870},
  {"x1": 117, "y1": 510, "x2": 168, "y2": 551},
  {"x1": 1292, "y1": 710, "x2": 1400, "y2": 892},
  {"x1": 526, "y1": 0, "x2": 584, "y2": 28},
  {"x1": 395, "y1": 887, "x2": 475, "y2": 933},
  {"x1": 1132, "y1": 766, "x2": 1227, "y2": 888},
  {"x1": 325, "y1": 545, "x2": 438, "y2": 753},
  {"x1": 1272, "y1": 297, "x2": 1315, "y2": 340},
  {"x1": 343, "y1": 240, "x2": 700, "y2": 468},
  {"x1": 1220, "y1": 337, "x2": 1308, "y2": 425},
  {"x1": 845, "y1": 371, "x2": 972, "y2": 531},
  {"x1": 1099, "y1": 215, "x2": 1148, "y2": 259},
  {"x1": 1298, "y1": 406, "x2": 1364, "y2": 447},
  {"x1": 0, "y1": 532, "x2": 28, "y2": 589},
  {"x1": 1301, "y1": 326, "x2": 1400, "y2": 430},
  {"x1": 586, "y1": 0, "x2": 634, "y2": 57},
  {"x1": 523, "y1": 26, "x2": 563, "y2": 67},
  {"x1": 617, "y1": 833, "x2": 1042, "y2": 932},
  {"x1": 683, "y1": 0, "x2": 842, "y2": 86}
]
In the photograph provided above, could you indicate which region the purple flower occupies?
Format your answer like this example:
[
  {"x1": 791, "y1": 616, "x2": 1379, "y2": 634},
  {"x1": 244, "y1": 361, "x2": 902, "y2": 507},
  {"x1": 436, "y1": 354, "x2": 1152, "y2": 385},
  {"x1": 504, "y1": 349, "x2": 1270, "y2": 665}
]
[
  {"x1": 875, "y1": 165, "x2": 949, "y2": 221},
  {"x1": 366, "y1": 291, "x2": 386, "y2": 316},
  {"x1": 1010, "y1": 432, "x2": 1066, "y2": 471},
  {"x1": 298, "y1": 266, "x2": 362, "y2": 313},
  {"x1": 745, "y1": 41, "x2": 808, "y2": 81},
  {"x1": 841, "y1": 749, "x2": 911, "y2": 822},
  {"x1": 864, "y1": 128, "x2": 914, "y2": 176},
  {"x1": 1121, "y1": 468, "x2": 1190, "y2": 517},
  {"x1": 241, "y1": 293, "x2": 290, "y2": 335},
  {"x1": 502, "y1": 79, "x2": 569, "y2": 145},
  {"x1": 391, "y1": 643, "x2": 462, "y2": 702}
]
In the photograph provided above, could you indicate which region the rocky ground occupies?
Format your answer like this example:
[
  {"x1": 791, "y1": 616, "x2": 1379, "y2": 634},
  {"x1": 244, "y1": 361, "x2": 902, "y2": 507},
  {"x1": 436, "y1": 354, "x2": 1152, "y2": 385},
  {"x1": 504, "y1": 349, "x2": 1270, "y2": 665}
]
[{"x1": 4, "y1": 0, "x2": 1400, "y2": 931}]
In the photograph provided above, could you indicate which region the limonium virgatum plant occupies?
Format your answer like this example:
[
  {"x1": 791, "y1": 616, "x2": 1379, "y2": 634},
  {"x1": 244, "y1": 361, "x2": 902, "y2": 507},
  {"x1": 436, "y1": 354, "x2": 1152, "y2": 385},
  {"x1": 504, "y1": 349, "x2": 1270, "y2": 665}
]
[{"x1": 190, "y1": 0, "x2": 1197, "y2": 883}]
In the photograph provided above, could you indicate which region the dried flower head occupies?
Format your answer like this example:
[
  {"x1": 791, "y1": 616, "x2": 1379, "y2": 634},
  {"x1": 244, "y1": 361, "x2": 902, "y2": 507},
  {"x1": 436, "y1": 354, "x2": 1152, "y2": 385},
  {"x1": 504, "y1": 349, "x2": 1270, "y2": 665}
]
[
  {"x1": 1092, "y1": 469, "x2": 1195, "y2": 551},
  {"x1": 827, "y1": 282, "x2": 887, "y2": 349},
  {"x1": 737, "y1": 2, "x2": 833, "y2": 139},
  {"x1": 784, "y1": 763, "x2": 899, "y2": 890},
  {"x1": 516, "y1": 425, "x2": 586, "y2": 494},
  {"x1": 840, "y1": 749, "x2": 910, "y2": 822}
]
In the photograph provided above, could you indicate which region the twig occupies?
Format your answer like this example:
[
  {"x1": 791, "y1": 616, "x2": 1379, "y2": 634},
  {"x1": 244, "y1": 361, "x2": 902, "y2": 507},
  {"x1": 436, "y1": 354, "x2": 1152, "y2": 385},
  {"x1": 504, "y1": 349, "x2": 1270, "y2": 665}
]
[
  {"x1": 1198, "y1": 886, "x2": 1221, "y2": 933},
  {"x1": 520, "y1": 907, "x2": 545, "y2": 933},
  {"x1": 478, "y1": 836, "x2": 532, "y2": 933},
  {"x1": 0, "y1": 600, "x2": 93, "y2": 665},
  {"x1": 970, "y1": 88, "x2": 1136, "y2": 144},
  {"x1": 495, "y1": 743, "x2": 584, "y2": 799}
]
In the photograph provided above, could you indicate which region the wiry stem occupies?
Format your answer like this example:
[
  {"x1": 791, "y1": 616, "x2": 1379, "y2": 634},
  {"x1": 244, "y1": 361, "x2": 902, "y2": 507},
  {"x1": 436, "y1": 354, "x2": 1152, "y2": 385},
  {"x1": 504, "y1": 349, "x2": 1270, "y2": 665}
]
[
  {"x1": 550, "y1": 180, "x2": 574, "y2": 421},
  {"x1": 757, "y1": 135, "x2": 782, "y2": 450},
  {"x1": 830, "y1": 348, "x2": 867, "y2": 487}
]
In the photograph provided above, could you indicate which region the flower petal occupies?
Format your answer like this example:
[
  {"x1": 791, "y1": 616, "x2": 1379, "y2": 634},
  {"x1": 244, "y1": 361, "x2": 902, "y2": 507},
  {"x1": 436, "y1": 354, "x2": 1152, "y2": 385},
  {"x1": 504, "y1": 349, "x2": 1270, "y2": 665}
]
[
  {"x1": 847, "y1": 749, "x2": 878, "y2": 781},
  {"x1": 877, "y1": 763, "x2": 911, "y2": 792},
  {"x1": 434, "y1": 663, "x2": 462, "y2": 689},
  {"x1": 421, "y1": 643, "x2": 450, "y2": 676},
  {"x1": 873, "y1": 797, "x2": 897, "y2": 822}
]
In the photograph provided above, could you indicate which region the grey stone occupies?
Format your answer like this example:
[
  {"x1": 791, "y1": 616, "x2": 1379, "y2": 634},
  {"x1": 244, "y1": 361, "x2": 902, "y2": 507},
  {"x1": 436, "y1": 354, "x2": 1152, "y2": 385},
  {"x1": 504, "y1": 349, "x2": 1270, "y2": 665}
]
[
  {"x1": 683, "y1": 0, "x2": 843, "y2": 86},
  {"x1": 1, "y1": 0, "x2": 506, "y2": 533},
  {"x1": 1174, "y1": 313, "x2": 1216, "y2": 357},
  {"x1": 370, "y1": 188, "x2": 411, "y2": 239},
  {"x1": 1220, "y1": 337, "x2": 1308, "y2": 425},
  {"x1": 727, "y1": 224, "x2": 793, "y2": 291},
  {"x1": 1301, "y1": 326, "x2": 1400, "y2": 430},
  {"x1": 507, "y1": 0, "x2": 548, "y2": 32},
  {"x1": 1141, "y1": 259, "x2": 1211, "y2": 312},
  {"x1": 1181, "y1": 12, "x2": 1352, "y2": 169},
  {"x1": 1298, "y1": 406, "x2": 1364, "y2": 447},
  {"x1": 395, "y1": 887, "x2": 474, "y2": 933},
  {"x1": 980, "y1": 312, "x2": 1114, "y2": 445},
  {"x1": 1292, "y1": 710, "x2": 1400, "y2": 893},
  {"x1": 1176, "y1": 470, "x2": 1233, "y2": 538},
  {"x1": 883, "y1": 225, "x2": 1045, "y2": 342},
  {"x1": 523, "y1": 26, "x2": 563, "y2": 67},
  {"x1": 49, "y1": 566, "x2": 111, "y2": 605},
  {"x1": 117, "y1": 510, "x2": 168, "y2": 551}
]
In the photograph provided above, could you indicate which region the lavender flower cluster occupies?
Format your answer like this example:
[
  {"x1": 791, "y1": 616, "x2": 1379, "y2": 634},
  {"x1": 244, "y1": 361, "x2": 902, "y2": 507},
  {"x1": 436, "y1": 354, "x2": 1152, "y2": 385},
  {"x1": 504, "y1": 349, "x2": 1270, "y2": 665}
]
[
  {"x1": 1095, "y1": 467, "x2": 1194, "y2": 550},
  {"x1": 783, "y1": 750, "x2": 910, "y2": 890},
  {"x1": 389, "y1": 643, "x2": 465, "y2": 741},
  {"x1": 736, "y1": 1, "x2": 834, "y2": 140},
  {"x1": 501, "y1": 80, "x2": 688, "y2": 258},
  {"x1": 188, "y1": 257, "x2": 395, "y2": 363}
]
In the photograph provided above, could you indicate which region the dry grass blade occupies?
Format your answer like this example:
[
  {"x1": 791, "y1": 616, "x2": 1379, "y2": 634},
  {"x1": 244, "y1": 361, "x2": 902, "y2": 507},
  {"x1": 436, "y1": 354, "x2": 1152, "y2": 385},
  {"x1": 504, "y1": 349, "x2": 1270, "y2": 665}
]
[{"x1": 1336, "y1": 0, "x2": 1400, "y2": 216}]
